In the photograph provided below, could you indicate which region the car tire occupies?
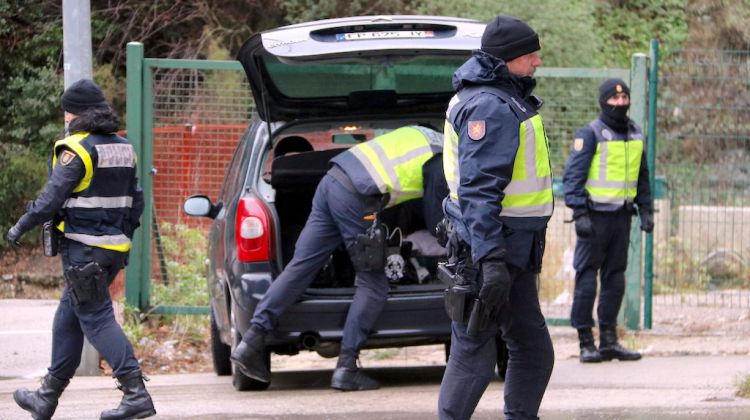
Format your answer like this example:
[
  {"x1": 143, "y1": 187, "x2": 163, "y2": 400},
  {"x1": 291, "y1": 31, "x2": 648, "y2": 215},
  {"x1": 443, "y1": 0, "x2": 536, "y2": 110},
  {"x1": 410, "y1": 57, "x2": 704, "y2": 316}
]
[
  {"x1": 210, "y1": 308, "x2": 232, "y2": 376},
  {"x1": 231, "y1": 331, "x2": 272, "y2": 391},
  {"x1": 495, "y1": 333, "x2": 508, "y2": 381}
]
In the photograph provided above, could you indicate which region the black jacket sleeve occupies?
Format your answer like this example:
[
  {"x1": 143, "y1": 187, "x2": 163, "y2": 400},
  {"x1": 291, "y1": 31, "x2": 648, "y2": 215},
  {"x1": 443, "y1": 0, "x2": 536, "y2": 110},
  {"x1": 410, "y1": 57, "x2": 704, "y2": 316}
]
[
  {"x1": 15, "y1": 150, "x2": 84, "y2": 234},
  {"x1": 562, "y1": 126, "x2": 597, "y2": 213},
  {"x1": 421, "y1": 153, "x2": 448, "y2": 235},
  {"x1": 635, "y1": 143, "x2": 653, "y2": 211}
]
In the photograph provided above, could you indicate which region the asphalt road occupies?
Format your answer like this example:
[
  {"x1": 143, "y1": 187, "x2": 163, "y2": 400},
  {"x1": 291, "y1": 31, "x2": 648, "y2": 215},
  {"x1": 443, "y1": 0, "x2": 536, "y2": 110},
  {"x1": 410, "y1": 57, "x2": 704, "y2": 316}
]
[{"x1": 3, "y1": 299, "x2": 750, "y2": 419}]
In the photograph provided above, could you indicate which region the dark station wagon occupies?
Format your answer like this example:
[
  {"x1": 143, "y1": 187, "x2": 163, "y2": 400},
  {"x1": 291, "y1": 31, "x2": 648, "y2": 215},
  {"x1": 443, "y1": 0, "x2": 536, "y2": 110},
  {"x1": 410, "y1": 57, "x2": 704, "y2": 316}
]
[{"x1": 184, "y1": 15, "x2": 507, "y2": 391}]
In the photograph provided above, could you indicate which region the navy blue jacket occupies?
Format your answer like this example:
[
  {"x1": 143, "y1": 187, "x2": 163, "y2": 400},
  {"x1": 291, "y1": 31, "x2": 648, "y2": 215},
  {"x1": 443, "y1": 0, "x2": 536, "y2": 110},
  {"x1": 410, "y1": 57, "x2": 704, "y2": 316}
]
[{"x1": 448, "y1": 51, "x2": 549, "y2": 271}]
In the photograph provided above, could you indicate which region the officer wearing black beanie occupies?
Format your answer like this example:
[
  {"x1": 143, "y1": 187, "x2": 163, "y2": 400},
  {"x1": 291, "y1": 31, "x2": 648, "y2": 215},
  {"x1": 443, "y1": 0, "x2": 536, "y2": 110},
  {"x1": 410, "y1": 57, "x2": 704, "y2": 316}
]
[
  {"x1": 439, "y1": 15, "x2": 553, "y2": 420},
  {"x1": 7, "y1": 79, "x2": 156, "y2": 420},
  {"x1": 481, "y1": 15, "x2": 541, "y2": 63},
  {"x1": 562, "y1": 78, "x2": 653, "y2": 365},
  {"x1": 61, "y1": 79, "x2": 108, "y2": 115}
]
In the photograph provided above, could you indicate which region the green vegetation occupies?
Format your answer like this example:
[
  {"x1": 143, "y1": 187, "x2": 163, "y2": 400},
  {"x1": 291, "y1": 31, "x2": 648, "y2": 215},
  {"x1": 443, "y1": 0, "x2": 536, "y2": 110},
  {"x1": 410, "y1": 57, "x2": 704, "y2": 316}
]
[
  {"x1": 736, "y1": 373, "x2": 750, "y2": 398},
  {"x1": 2, "y1": 0, "x2": 746, "y2": 235},
  {"x1": 150, "y1": 222, "x2": 209, "y2": 307}
]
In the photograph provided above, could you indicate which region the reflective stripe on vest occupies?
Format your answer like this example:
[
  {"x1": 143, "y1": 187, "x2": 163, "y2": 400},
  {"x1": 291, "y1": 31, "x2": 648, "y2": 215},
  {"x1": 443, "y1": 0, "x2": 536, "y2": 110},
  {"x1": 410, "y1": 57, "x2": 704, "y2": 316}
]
[
  {"x1": 53, "y1": 133, "x2": 137, "y2": 251},
  {"x1": 63, "y1": 196, "x2": 134, "y2": 208},
  {"x1": 348, "y1": 127, "x2": 434, "y2": 206},
  {"x1": 444, "y1": 93, "x2": 553, "y2": 218},
  {"x1": 501, "y1": 115, "x2": 553, "y2": 217},
  {"x1": 584, "y1": 120, "x2": 643, "y2": 205}
]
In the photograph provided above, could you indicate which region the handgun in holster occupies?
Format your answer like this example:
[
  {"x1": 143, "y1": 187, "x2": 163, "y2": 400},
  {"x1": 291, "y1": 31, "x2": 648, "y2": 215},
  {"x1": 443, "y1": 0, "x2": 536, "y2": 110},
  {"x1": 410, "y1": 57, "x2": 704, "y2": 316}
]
[
  {"x1": 64, "y1": 262, "x2": 107, "y2": 306},
  {"x1": 440, "y1": 256, "x2": 479, "y2": 325}
]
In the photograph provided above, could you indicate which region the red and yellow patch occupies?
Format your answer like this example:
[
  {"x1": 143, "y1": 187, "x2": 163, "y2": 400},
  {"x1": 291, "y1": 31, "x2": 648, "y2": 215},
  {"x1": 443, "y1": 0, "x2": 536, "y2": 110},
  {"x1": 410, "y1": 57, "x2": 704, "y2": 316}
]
[
  {"x1": 468, "y1": 120, "x2": 486, "y2": 141},
  {"x1": 59, "y1": 150, "x2": 76, "y2": 166},
  {"x1": 573, "y1": 138, "x2": 584, "y2": 152}
]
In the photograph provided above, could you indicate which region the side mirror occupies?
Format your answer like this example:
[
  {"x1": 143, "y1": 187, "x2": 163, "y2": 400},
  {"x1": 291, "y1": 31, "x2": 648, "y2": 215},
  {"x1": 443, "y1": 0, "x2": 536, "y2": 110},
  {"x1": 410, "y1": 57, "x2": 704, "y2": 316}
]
[{"x1": 184, "y1": 195, "x2": 218, "y2": 219}]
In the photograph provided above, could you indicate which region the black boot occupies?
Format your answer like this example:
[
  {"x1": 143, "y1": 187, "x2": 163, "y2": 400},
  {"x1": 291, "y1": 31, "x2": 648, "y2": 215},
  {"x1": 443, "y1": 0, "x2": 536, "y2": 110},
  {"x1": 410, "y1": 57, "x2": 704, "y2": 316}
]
[
  {"x1": 230, "y1": 324, "x2": 270, "y2": 383},
  {"x1": 100, "y1": 370, "x2": 156, "y2": 420},
  {"x1": 599, "y1": 326, "x2": 642, "y2": 361},
  {"x1": 330, "y1": 354, "x2": 379, "y2": 391},
  {"x1": 13, "y1": 373, "x2": 69, "y2": 420},
  {"x1": 577, "y1": 328, "x2": 602, "y2": 363}
]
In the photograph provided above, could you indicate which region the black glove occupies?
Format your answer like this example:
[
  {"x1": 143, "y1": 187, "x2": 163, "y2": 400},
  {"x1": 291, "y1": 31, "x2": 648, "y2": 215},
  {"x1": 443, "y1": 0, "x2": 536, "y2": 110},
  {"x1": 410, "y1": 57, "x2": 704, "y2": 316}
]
[
  {"x1": 478, "y1": 248, "x2": 511, "y2": 320},
  {"x1": 5, "y1": 224, "x2": 23, "y2": 249},
  {"x1": 574, "y1": 211, "x2": 594, "y2": 238},
  {"x1": 639, "y1": 208, "x2": 654, "y2": 233}
]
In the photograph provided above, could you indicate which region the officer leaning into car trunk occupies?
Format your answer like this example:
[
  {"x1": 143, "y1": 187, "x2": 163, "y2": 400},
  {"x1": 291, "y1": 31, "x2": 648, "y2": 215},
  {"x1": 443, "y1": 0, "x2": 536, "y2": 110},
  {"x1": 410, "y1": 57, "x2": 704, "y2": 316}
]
[
  {"x1": 5, "y1": 79, "x2": 155, "y2": 420},
  {"x1": 563, "y1": 78, "x2": 653, "y2": 363},
  {"x1": 437, "y1": 15, "x2": 555, "y2": 420},
  {"x1": 231, "y1": 125, "x2": 447, "y2": 391}
]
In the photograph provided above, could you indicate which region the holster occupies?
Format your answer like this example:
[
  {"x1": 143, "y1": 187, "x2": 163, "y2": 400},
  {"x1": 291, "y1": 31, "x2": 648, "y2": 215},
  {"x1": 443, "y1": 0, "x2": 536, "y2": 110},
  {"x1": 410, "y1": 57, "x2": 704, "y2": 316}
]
[
  {"x1": 42, "y1": 221, "x2": 59, "y2": 257},
  {"x1": 440, "y1": 259, "x2": 479, "y2": 324},
  {"x1": 348, "y1": 224, "x2": 386, "y2": 272},
  {"x1": 64, "y1": 262, "x2": 107, "y2": 306}
]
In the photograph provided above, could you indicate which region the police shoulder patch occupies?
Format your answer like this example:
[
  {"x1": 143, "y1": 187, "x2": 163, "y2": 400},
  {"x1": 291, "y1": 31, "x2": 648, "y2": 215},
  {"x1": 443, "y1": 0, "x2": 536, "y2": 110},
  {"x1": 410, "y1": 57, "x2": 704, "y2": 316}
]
[
  {"x1": 59, "y1": 150, "x2": 76, "y2": 166},
  {"x1": 468, "y1": 120, "x2": 486, "y2": 141},
  {"x1": 573, "y1": 138, "x2": 584, "y2": 152}
]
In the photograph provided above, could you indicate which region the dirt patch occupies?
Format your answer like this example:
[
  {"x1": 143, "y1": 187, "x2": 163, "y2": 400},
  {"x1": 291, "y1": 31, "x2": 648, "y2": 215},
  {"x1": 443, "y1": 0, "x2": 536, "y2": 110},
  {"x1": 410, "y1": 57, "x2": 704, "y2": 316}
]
[{"x1": 1, "y1": 247, "x2": 63, "y2": 299}]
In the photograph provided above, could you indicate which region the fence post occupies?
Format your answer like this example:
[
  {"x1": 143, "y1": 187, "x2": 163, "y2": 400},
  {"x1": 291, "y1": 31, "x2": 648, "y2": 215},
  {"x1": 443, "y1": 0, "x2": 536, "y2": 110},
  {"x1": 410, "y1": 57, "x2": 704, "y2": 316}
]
[
  {"x1": 644, "y1": 40, "x2": 660, "y2": 329},
  {"x1": 623, "y1": 53, "x2": 649, "y2": 330},
  {"x1": 126, "y1": 42, "x2": 144, "y2": 310}
]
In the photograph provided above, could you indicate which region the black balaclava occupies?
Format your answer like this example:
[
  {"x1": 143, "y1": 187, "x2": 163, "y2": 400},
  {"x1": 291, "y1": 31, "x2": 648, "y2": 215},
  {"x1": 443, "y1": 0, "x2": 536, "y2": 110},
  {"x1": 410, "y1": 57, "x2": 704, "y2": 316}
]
[{"x1": 598, "y1": 78, "x2": 631, "y2": 132}]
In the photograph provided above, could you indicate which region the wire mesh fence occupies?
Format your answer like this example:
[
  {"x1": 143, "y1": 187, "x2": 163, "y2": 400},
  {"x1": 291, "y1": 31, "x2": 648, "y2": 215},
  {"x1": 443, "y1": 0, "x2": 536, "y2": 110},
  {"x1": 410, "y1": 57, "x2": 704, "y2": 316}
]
[
  {"x1": 146, "y1": 64, "x2": 254, "y2": 307},
  {"x1": 653, "y1": 49, "x2": 750, "y2": 310}
]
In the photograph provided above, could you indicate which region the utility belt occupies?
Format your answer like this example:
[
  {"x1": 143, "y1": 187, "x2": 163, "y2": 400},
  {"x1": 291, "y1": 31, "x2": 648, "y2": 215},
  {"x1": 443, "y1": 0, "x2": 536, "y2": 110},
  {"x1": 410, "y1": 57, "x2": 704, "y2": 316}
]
[{"x1": 64, "y1": 261, "x2": 108, "y2": 306}]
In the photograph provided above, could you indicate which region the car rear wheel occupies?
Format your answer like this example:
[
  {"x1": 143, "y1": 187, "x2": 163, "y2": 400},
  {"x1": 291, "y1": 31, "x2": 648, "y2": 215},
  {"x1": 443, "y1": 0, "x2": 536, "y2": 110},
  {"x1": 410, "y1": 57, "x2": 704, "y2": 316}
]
[{"x1": 210, "y1": 308, "x2": 232, "y2": 376}]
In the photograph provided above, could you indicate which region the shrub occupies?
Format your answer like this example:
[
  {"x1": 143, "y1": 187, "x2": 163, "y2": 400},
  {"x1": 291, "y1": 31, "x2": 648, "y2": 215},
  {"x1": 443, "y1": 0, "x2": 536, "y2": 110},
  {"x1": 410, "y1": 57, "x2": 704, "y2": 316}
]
[{"x1": 0, "y1": 144, "x2": 47, "y2": 248}]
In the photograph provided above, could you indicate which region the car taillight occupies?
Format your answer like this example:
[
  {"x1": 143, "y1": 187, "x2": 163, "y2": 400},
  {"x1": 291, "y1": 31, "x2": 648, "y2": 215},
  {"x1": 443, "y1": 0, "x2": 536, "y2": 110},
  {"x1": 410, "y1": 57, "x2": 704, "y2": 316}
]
[{"x1": 235, "y1": 196, "x2": 274, "y2": 262}]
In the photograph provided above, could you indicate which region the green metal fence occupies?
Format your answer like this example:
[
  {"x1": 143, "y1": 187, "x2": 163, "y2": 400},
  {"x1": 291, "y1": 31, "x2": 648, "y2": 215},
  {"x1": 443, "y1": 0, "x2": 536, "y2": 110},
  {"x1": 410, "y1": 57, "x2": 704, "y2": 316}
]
[
  {"x1": 652, "y1": 47, "x2": 750, "y2": 318},
  {"x1": 125, "y1": 41, "x2": 657, "y2": 328}
]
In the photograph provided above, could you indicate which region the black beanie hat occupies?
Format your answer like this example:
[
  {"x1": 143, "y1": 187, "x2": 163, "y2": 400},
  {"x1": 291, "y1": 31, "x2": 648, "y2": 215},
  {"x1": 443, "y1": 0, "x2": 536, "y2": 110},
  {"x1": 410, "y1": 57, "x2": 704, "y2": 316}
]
[
  {"x1": 481, "y1": 15, "x2": 540, "y2": 62},
  {"x1": 61, "y1": 79, "x2": 108, "y2": 114},
  {"x1": 598, "y1": 78, "x2": 630, "y2": 103}
]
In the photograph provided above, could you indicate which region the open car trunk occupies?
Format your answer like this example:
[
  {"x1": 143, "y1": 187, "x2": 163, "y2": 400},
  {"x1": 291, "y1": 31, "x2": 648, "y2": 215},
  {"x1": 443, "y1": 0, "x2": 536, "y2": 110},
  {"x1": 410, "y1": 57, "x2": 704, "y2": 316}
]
[{"x1": 269, "y1": 143, "x2": 445, "y2": 291}]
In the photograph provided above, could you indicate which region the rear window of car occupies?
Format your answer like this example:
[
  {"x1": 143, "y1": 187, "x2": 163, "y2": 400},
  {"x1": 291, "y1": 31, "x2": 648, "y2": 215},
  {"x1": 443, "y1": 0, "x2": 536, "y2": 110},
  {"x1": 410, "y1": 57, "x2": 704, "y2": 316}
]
[{"x1": 262, "y1": 55, "x2": 466, "y2": 98}]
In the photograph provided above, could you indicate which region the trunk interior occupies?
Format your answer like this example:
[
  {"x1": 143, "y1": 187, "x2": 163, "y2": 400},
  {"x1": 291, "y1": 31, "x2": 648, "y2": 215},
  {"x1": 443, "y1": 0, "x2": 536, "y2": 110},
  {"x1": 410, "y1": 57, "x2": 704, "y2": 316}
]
[{"x1": 269, "y1": 140, "x2": 445, "y2": 291}]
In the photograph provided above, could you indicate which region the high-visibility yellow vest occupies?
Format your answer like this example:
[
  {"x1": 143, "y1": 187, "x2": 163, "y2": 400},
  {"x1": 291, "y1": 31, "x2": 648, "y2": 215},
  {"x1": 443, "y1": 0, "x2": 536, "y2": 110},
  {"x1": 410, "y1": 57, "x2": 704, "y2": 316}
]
[
  {"x1": 584, "y1": 119, "x2": 644, "y2": 205},
  {"x1": 444, "y1": 88, "x2": 553, "y2": 218},
  {"x1": 347, "y1": 126, "x2": 439, "y2": 207}
]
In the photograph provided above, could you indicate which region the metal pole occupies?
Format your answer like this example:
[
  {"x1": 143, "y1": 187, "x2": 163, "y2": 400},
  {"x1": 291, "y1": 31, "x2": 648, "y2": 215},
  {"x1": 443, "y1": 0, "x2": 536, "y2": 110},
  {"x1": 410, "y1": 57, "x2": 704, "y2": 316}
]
[
  {"x1": 623, "y1": 53, "x2": 649, "y2": 330},
  {"x1": 125, "y1": 42, "x2": 145, "y2": 310},
  {"x1": 644, "y1": 40, "x2": 660, "y2": 329},
  {"x1": 63, "y1": 0, "x2": 98, "y2": 377},
  {"x1": 63, "y1": 0, "x2": 93, "y2": 85}
]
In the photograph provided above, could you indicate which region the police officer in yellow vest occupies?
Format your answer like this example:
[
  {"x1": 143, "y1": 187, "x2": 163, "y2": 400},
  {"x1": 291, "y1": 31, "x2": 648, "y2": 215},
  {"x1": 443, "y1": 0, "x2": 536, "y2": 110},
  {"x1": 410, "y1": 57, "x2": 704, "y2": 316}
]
[
  {"x1": 563, "y1": 78, "x2": 653, "y2": 363},
  {"x1": 5, "y1": 79, "x2": 155, "y2": 420},
  {"x1": 438, "y1": 16, "x2": 555, "y2": 420},
  {"x1": 231, "y1": 126, "x2": 446, "y2": 391}
]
